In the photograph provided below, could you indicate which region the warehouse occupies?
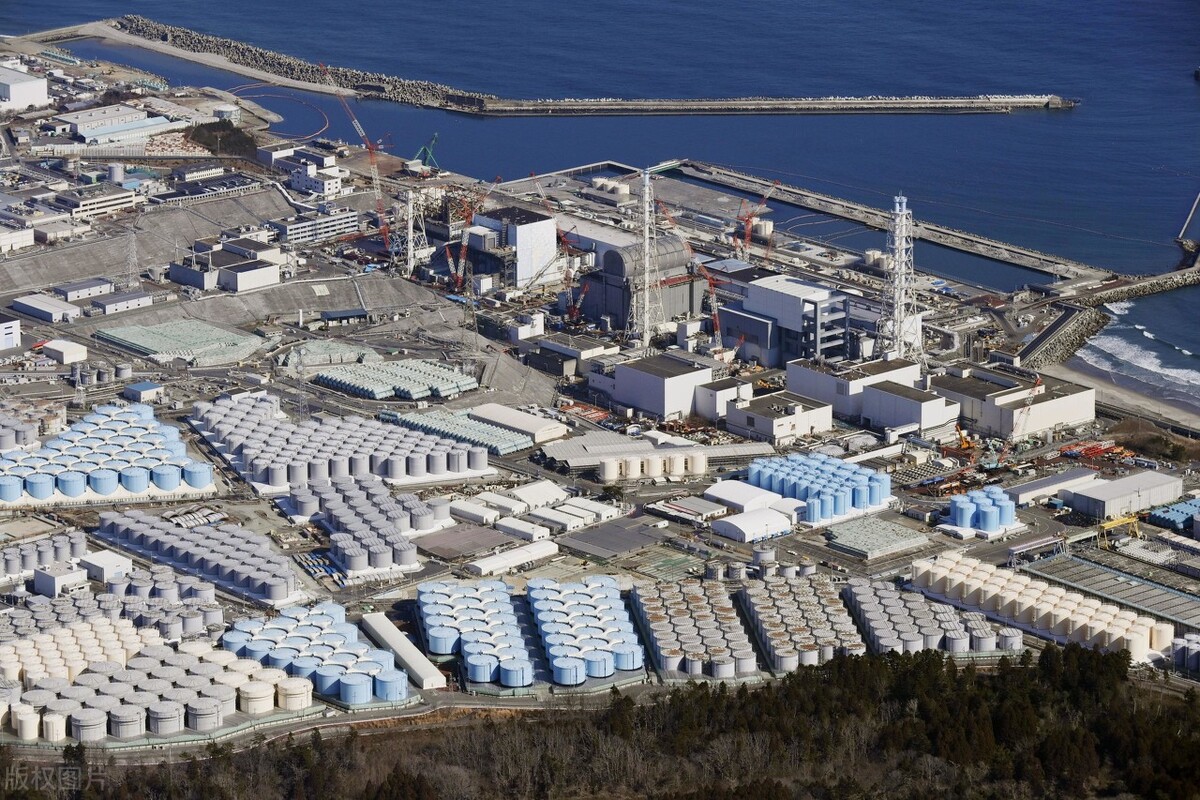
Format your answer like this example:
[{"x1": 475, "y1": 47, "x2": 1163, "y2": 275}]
[
  {"x1": 0, "y1": 65, "x2": 48, "y2": 112},
  {"x1": 475, "y1": 491, "x2": 528, "y2": 516},
  {"x1": 467, "y1": 403, "x2": 568, "y2": 444},
  {"x1": 449, "y1": 499, "x2": 500, "y2": 525},
  {"x1": 703, "y1": 480, "x2": 781, "y2": 513},
  {"x1": 1005, "y1": 467, "x2": 1100, "y2": 506},
  {"x1": 606, "y1": 353, "x2": 715, "y2": 420},
  {"x1": 527, "y1": 507, "x2": 585, "y2": 533},
  {"x1": 78, "y1": 550, "x2": 132, "y2": 583},
  {"x1": 495, "y1": 516, "x2": 550, "y2": 541},
  {"x1": 1062, "y1": 471, "x2": 1184, "y2": 520},
  {"x1": 41, "y1": 339, "x2": 86, "y2": 364},
  {"x1": 0, "y1": 314, "x2": 19, "y2": 351},
  {"x1": 217, "y1": 260, "x2": 281, "y2": 293},
  {"x1": 11, "y1": 293, "x2": 80, "y2": 323},
  {"x1": 92, "y1": 291, "x2": 152, "y2": 315},
  {"x1": 123, "y1": 381, "x2": 164, "y2": 403},
  {"x1": 711, "y1": 508, "x2": 793, "y2": 543},
  {"x1": 505, "y1": 479, "x2": 569, "y2": 510},
  {"x1": 466, "y1": 540, "x2": 559, "y2": 576},
  {"x1": 53, "y1": 278, "x2": 113, "y2": 302}
]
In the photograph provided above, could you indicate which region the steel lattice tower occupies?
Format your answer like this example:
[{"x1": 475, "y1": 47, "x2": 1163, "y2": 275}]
[
  {"x1": 626, "y1": 169, "x2": 665, "y2": 348},
  {"x1": 878, "y1": 194, "x2": 922, "y2": 361}
]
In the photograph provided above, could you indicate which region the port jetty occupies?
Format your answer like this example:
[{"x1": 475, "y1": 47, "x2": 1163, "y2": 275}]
[{"x1": 31, "y1": 16, "x2": 1075, "y2": 117}]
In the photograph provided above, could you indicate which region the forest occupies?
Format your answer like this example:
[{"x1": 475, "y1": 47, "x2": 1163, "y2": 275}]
[{"x1": 1, "y1": 644, "x2": 1197, "y2": 800}]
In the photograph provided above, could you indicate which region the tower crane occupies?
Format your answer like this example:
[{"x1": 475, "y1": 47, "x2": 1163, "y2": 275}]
[
  {"x1": 318, "y1": 63, "x2": 392, "y2": 262},
  {"x1": 986, "y1": 375, "x2": 1042, "y2": 470}
]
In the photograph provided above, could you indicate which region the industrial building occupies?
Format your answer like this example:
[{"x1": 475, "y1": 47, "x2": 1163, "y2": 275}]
[
  {"x1": 466, "y1": 403, "x2": 568, "y2": 444},
  {"x1": 171, "y1": 163, "x2": 226, "y2": 182},
  {"x1": 53, "y1": 184, "x2": 143, "y2": 220},
  {"x1": 567, "y1": 217, "x2": 705, "y2": 332},
  {"x1": 288, "y1": 163, "x2": 345, "y2": 197},
  {"x1": 54, "y1": 104, "x2": 146, "y2": 136},
  {"x1": 267, "y1": 204, "x2": 359, "y2": 243},
  {"x1": 711, "y1": 508, "x2": 793, "y2": 543},
  {"x1": 93, "y1": 291, "x2": 152, "y2": 315},
  {"x1": 468, "y1": 206, "x2": 561, "y2": 289},
  {"x1": 11, "y1": 293, "x2": 81, "y2": 323},
  {"x1": 217, "y1": 260, "x2": 281, "y2": 293},
  {"x1": 0, "y1": 220, "x2": 34, "y2": 253},
  {"x1": 42, "y1": 339, "x2": 86, "y2": 364},
  {"x1": 78, "y1": 549, "x2": 132, "y2": 583},
  {"x1": 719, "y1": 275, "x2": 850, "y2": 366},
  {"x1": 596, "y1": 352, "x2": 717, "y2": 420},
  {"x1": 703, "y1": 480, "x2": 782, "y2": 513},
  {"x1": 826, "y1": 518, "x2": 928, "y2": 560},
  {"x1": 0, "y1": 65, "x2": 48, "y2": 112},
  {"x1": 1061, "y1": 471, "x2": 1183, "y2": 520},
  {"x1": 786, "y1": 358, "x2": 922, "y2": 420},
  {"x1": 54, "y1": 278, "x2": 114, "y2": 302},
  {"x1": 859, "y1": 381, "x2": 960, "y2": 442},
  {"x1": 0, "y1": 314, "x2": 19, "y2": 350},
  {"x1": 695, "y1": 377, "x2": 754, "y2": 421},
  {"x1": 1004, "y1": 467, "x2": 1101, "y2": 506},
  {"x1": 32, "y1": 562, "x2": 87, "y2": 597},
  {"x1": 123, "y1": 381, "x2": 164, "y2": 403},
  {"x1": 723, "y1": 391, "x2": 833, "y2": 446},
  {"x1": 98, "y1": 320, "x2": 264, "y2": 366},
  {"x1": 929, "y1": 365, "x2": 1095, "y2": 439}
]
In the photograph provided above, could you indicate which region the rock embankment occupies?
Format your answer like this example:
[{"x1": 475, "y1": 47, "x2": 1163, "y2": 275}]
[
  {"x1": 1078, "y1": 267, "x2": 1200, "y2": 308},
  {"x1": 1023, "y1": 307, "x2": 1111, "y2": 368},
  {"x1": 114, "y1": 15, "x2": 492, "y2": 108}
]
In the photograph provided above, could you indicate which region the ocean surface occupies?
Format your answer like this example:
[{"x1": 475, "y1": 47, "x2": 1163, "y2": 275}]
[{"x1": 2, "y1": 2, "x2": 1199, "y2": 409}]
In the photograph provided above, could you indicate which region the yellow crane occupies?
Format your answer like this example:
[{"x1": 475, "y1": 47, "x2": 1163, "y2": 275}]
[{"x1": 1097, "y1": 514, "x2": 1142, "y2": 549}]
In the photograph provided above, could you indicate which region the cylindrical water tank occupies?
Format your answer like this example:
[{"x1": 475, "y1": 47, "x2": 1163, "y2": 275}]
[
  {"x1": 338, "y1": 671, "x2": 373, "y2": 705},
  {"x1": 70, "y1": 707, "x2": 109, "y2": 742},
  {"x1": 151, "y1": 465, "x2": 181, "y2": 491},
  {"x1": 146, "y1": 701, "x2": 184, "y2": 735},
  {"x1": 237, "y1": 681, "x2": 274, "y2": 714}
]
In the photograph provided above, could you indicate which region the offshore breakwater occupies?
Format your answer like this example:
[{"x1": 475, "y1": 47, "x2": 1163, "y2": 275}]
[{"x1": 67, "y1": 16, "x2": 1073, "y2": 118}]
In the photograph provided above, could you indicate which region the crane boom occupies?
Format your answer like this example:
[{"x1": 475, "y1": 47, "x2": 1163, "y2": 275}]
[{"x1": 318, "y1": 63, "x2": 390, "y2": 255}]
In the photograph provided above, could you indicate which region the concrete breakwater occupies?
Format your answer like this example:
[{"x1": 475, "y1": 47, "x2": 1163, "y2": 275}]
[
  {"x1": 1023, "y1": 306, "x2": 1112, "y2": 368},
  {"x1": 107, "y1": 16, "x2": 1071, "y2": 118},
  {"x1": 1077, "y1": 266, "x2": 1200, "y2": 308}
]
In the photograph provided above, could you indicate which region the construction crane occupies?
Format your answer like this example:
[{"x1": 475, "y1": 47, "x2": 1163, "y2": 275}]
[
  {"x1": 736, "y1": 180, "x2": 780, "y2": 252},
  {"x1": 695, "y1": 261, "x2": 732, "y2": 346},
  {"x1": 412, "y1": 133, "x2": 439, "y2": 172},
  {"x1": 986, "y1": 375, "x2": 1042, "y2": 470},
  {"x1": 567, "y1": 283, "x2": 589, "y2": 325},
  {"x1": 1097, "y1": 514, "x2": 1142, "y2": 549},
  {"x1": 318, "y1": 63, "x2": 392, "y2": 262}
]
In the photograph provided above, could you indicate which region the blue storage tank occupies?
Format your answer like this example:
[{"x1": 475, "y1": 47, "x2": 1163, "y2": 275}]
[
  {"x1": 119, "y1": 467, "x2": 150, "y2": 493},
  {"x1": 870, "y1": 474, "x2": 891, "y2": 500},
  {"x1": 288, "y1": 657, "x2": 322, "y2": 681},
  {"x1": 312, "y1": 665, "x2": 345, "y2": 695},
  {"x1": 88, "y1": 469, "x2": 118, "y2": 496},
  {"x1": 997, "y1": 500, "x2": 1016, "y2": 526},
  {"x1": 56, "y1": 471, "x2": 86, "y2": 497},
  {"x1": 613, "y1": 643, "x2": 644, "y2": 671},
  {"x1": 267, "y1": 648, "x2": 299, "y2": 671},
  {"x1": 979, "y1": 505, "x2": 1000, "y2": 533},
  {"x1": 182, "y1": 462, "x2": 213, "y2": 488},
  {"x1": 151, "y1": 464, "x2": 181, "y2": 491},
  {"x1": 551, "y1": 656, "x2": 586, "y2": 686},
  {"x1": 426, "y1": 626, "x2": 459, "y2": 655},
  {"x1": 128, "y1": 403, "x2": 155, "y2": 420},
  {"x1": 466, "y1": 654, "x2": 499, "y2": 683},
  {"x1": 498, "y1": 659, "x2": 533, "y2": 687},
  {"x1": 313, "y1": 601, "x2": 346, "y2": 624},
  {"x1": 373, "y1": 669, "x2": 409, "y2": 701},
  {"x1": 244, "y1": 640, "x2": 273, "y2": 664},
  {"x1": 338, "y1": 671, "x2": 373, "y2": 704},
  {"x1": 867, "y1": 480, "x2": 883, "y2": 506},
  {"x1": 953, "y1": 501, "x2": 976, "y2": 529},
  {"x1": 852, "y1": 484, "x2": 870, "y2": 510},
  {"x1": 0, "y1": 475, "x2": 21, "y2": 503},
  {"x1": 834, "y1": 487, "x2": 851, "y2": 517},
  {"x1": 221, "y1": 630, "x2": 251, "y2": 655},
  {"x1": 819, "y1": 492, "x2": 834, "y2": 521}
]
